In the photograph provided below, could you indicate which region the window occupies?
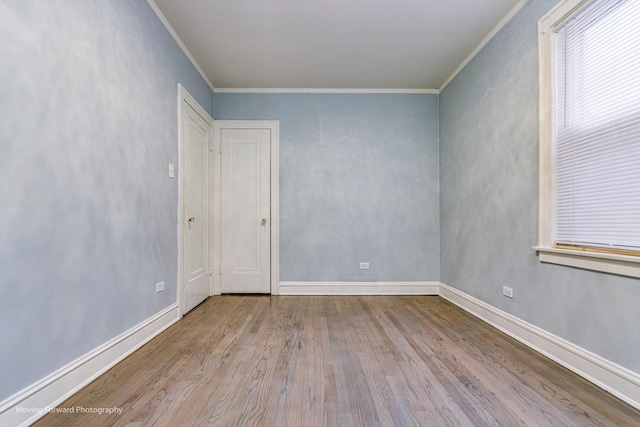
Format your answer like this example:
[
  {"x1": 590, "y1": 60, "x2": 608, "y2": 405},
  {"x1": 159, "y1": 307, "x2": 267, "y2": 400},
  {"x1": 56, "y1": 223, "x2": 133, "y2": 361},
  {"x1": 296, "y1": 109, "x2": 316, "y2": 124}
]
[{"x1": 536, "y1": 0, "x2": 640, "y2": 278}]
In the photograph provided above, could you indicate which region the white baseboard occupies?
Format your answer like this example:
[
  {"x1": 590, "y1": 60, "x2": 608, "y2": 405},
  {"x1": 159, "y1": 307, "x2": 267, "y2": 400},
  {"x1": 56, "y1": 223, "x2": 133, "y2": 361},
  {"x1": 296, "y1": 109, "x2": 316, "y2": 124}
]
[
  {"x1": 0, "y1": 304, "x2": 180, "y2": 427},
  {"x1": 277, "y1": 281, "x2": 440, "y2": 295},
  {"x1": 2, "y1": 283, "x2": 638, "y2": 426},
  {"x1": 439, "y1": 283, "x2": 640, "y2": 411}
]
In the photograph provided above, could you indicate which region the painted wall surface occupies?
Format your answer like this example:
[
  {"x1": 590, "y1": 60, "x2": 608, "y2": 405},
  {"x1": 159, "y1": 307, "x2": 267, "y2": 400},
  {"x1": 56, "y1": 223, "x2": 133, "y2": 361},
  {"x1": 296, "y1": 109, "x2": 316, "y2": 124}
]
[
  {"x1": 439, "y1": 0, "x2": 640, "y2": 372},
  {"x1": 215, "y1": 93, "x2": 440, "y2": 282},
  {"x1": 0, "y1": 0, "x2": 213, "y2": 400}
]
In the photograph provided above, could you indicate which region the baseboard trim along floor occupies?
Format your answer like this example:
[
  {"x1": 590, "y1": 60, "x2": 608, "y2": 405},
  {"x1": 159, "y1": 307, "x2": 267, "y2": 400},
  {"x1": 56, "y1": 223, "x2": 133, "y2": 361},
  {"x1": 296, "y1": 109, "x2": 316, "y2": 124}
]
[
  {"x1": 439, "y1": 283, "x2": 640, "y2": 411},
  {"x1": 3, "y1": 281, "x2": 639, "y2": 426},
  {"x1": 0, "y1": 304, "x2": 180, "y2": 427},
  {"x1": 277, "y1": 281, "x2": 440, "y2": 295}
]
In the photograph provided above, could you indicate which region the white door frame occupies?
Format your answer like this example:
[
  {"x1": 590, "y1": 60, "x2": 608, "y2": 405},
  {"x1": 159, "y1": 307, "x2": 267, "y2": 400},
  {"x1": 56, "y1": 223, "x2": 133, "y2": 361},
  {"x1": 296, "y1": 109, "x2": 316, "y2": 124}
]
[
  {"x1": 177, "y1": 84, "x2": 214, "y2": 316},
  {"x1": 212, "y1": 121, "x2": 280, "y2": 295}
]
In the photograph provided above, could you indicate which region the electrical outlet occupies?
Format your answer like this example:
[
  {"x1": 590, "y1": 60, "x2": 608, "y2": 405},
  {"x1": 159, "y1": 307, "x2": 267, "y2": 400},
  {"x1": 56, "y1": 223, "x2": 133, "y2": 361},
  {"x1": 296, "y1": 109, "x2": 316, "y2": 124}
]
[
  {"x1": 359, "y1": 262, "x2": 370, "y2": 270},
  {"x1": 168, "y1": 163, "x2": 175, "y2": 178},
  {"x1": 503, "y1": 286, "x2": 513, "y2": 299},
  {"x1": 156, "y1": 281, "x2": 165, "y2": 293}
]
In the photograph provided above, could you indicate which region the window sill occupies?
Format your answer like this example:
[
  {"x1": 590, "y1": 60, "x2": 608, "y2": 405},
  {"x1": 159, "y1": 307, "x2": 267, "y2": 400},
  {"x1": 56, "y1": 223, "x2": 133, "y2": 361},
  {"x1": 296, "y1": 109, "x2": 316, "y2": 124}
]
[{"x1": 533, "y1": 246, "x2": 640, "y2": 279}]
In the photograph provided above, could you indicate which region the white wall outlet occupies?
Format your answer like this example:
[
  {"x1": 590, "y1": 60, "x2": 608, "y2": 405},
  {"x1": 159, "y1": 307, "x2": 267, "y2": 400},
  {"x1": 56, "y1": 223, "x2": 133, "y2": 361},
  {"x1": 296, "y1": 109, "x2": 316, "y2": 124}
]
[
  {"x1": 156, "y1": 281, "x2": 165, "y2": 293},
  {"x1": 359, "y1": 262, "x2": 370, "y2": 270},
  {"x1": 168, "y1": 163, "x2": 175, "y2": 178},
  {"x1": 503, "y1": 286, "x2": 513, "y2": 299}
]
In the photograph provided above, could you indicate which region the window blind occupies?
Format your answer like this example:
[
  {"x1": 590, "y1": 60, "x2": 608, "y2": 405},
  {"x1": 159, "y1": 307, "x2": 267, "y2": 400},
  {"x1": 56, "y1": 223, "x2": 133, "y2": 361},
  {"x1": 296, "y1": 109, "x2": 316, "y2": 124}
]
[{"x1": 554, "y1": 0, "x2": 640, "y2": 252}]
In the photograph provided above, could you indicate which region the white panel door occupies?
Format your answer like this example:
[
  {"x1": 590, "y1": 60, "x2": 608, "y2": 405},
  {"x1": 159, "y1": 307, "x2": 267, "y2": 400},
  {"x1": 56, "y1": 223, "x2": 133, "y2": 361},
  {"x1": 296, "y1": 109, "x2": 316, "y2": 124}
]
[
  {"x1": 182, "y1": 99, "x2": 211, "y2": 312},
  {"x1": 220, "y1": 128, "x2": 271, "y2": 293}
]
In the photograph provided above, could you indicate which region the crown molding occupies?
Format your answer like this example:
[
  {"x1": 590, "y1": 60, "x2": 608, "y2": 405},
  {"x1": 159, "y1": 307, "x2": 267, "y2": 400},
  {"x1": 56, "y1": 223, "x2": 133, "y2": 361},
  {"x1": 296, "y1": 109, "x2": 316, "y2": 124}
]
[
  {"x1": 146, "y1": 0, "x2": 215, "y2": 92},
  {"x1": 214, "y1": 88, "x2": 438, "y2": 94},
  {"x1": 439, "y1": 0, "x2": 530, "y2": 92}
]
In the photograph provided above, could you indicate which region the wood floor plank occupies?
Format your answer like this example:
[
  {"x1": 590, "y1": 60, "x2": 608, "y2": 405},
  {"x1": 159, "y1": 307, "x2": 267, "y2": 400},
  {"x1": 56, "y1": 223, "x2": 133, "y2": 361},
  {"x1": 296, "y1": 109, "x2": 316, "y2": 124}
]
[
  {"x1": 388, "y1": 306, "x2": 549, "y2": 426},
  {"x1": 404, "y1": 297, "x2": 638, "y2": 426},
  {"x1": 363, "y1": 298, "x2": 481, "y2": 424},
  {"x1": 33, "y1": 296, "x2": 640, "y2": 427}
]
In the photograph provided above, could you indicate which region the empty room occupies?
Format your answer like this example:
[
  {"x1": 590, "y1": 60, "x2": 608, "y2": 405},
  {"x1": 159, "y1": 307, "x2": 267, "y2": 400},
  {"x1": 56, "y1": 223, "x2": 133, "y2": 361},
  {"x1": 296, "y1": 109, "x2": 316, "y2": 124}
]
[{"x1": 1, "y1": 0, "x2": 639, "y2": 426}]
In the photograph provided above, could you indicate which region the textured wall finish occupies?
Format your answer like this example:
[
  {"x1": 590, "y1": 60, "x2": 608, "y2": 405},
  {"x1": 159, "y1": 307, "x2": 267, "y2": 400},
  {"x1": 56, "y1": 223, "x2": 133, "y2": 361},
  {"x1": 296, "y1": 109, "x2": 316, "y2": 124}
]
[
  {"x1": 439, "y1": 0, "x2": 640, "y2": 372},
  {"x1": 0, "y1": 0, "x2": 212, "y2": 400},
  {"x1": 215, "y1": 93, "x2": 440, "y2": 282}
]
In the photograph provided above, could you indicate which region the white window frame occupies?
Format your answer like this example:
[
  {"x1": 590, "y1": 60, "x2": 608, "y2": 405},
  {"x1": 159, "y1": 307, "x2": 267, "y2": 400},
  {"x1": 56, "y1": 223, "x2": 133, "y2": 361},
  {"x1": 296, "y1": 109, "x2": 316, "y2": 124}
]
[{"x1": 534, "y1": 0, "x2": 640, "y2": 278}]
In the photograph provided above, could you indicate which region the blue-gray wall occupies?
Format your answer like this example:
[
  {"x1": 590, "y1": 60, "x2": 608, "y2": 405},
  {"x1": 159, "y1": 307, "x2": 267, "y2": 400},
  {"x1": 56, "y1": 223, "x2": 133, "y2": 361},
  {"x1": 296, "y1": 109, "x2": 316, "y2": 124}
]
[
  {"x1": 439, "y1": 0, "x2": 640, "y2": 372},
  {"x1": 0, "y1": 0, "x2": 213, "y2": 400},
  {"x1": 215, "y1": 93, "x2": 440, "y2": 282},
  {"x1": 3, "y1": 0, "x2": 638, "y2": 407}
]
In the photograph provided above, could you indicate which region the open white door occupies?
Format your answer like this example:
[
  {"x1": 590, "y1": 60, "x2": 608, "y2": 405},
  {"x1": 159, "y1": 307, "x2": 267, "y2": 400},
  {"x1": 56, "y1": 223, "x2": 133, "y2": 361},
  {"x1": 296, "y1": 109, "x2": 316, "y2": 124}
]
[{"x1": 179, "y1": 88, "x2": 212, "y2": 313}]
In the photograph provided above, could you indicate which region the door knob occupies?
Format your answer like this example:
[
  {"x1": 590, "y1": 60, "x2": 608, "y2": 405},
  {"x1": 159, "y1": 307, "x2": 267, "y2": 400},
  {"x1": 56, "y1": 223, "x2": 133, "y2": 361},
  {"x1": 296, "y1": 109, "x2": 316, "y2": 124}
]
[
  {"x1": 261, "y1": 218, "x2": 267, "y2": 226},
  {"x1": 188, "y1": 217, "x2": 195, "y2": 223}
]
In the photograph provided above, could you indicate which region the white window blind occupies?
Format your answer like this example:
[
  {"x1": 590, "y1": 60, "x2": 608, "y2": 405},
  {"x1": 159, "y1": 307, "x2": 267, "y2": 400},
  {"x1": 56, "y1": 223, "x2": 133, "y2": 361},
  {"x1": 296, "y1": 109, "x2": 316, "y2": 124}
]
[{"x1": 554, "y1": 0, "x2": 640, "y2": 252}]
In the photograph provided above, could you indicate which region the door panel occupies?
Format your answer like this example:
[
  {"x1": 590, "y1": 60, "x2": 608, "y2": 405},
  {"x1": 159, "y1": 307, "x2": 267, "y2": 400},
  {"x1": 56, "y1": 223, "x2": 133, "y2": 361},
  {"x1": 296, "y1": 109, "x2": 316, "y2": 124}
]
[
  {"x1": 220, "y1": 128, "x2": 271, "y2": 293},
  {"x1": 182, "y1": 99, "x2": 211, "y2": 312}
]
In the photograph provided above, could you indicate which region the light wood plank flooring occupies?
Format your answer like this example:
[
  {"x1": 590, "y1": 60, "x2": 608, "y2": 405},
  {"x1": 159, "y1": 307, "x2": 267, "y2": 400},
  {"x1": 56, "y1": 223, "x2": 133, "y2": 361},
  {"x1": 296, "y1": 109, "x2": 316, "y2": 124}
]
[{"x1": 35, "y1": 296, "x2": 639, "y2": 426}]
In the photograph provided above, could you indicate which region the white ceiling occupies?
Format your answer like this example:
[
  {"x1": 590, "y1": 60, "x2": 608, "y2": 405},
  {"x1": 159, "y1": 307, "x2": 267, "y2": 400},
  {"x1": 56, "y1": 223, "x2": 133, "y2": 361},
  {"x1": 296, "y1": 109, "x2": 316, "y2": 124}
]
[{"x1": 150, "y1": 0, "x2": 523, "y2": 90}]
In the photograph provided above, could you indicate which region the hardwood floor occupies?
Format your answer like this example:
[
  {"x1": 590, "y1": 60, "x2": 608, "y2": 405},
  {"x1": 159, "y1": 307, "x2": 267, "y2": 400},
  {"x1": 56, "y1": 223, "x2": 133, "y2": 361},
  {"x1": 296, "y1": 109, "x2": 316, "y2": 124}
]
[{"x1": 34, "y1": 296, "x2": 639, "y2": 426}]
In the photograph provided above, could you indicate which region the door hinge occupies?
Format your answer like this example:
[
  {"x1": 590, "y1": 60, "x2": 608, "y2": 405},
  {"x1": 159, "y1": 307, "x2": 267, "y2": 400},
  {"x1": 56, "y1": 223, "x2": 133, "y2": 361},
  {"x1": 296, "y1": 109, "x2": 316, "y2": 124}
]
[
  {"x1": 219, "y1": 144, "x2": 222, "y2": 154},
  {"x1": 219, "y1": 265, "x2": 222, "y2": 275},
  {"x1": 209, "y1": 140, "x2": 214, "y2": 152}
]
